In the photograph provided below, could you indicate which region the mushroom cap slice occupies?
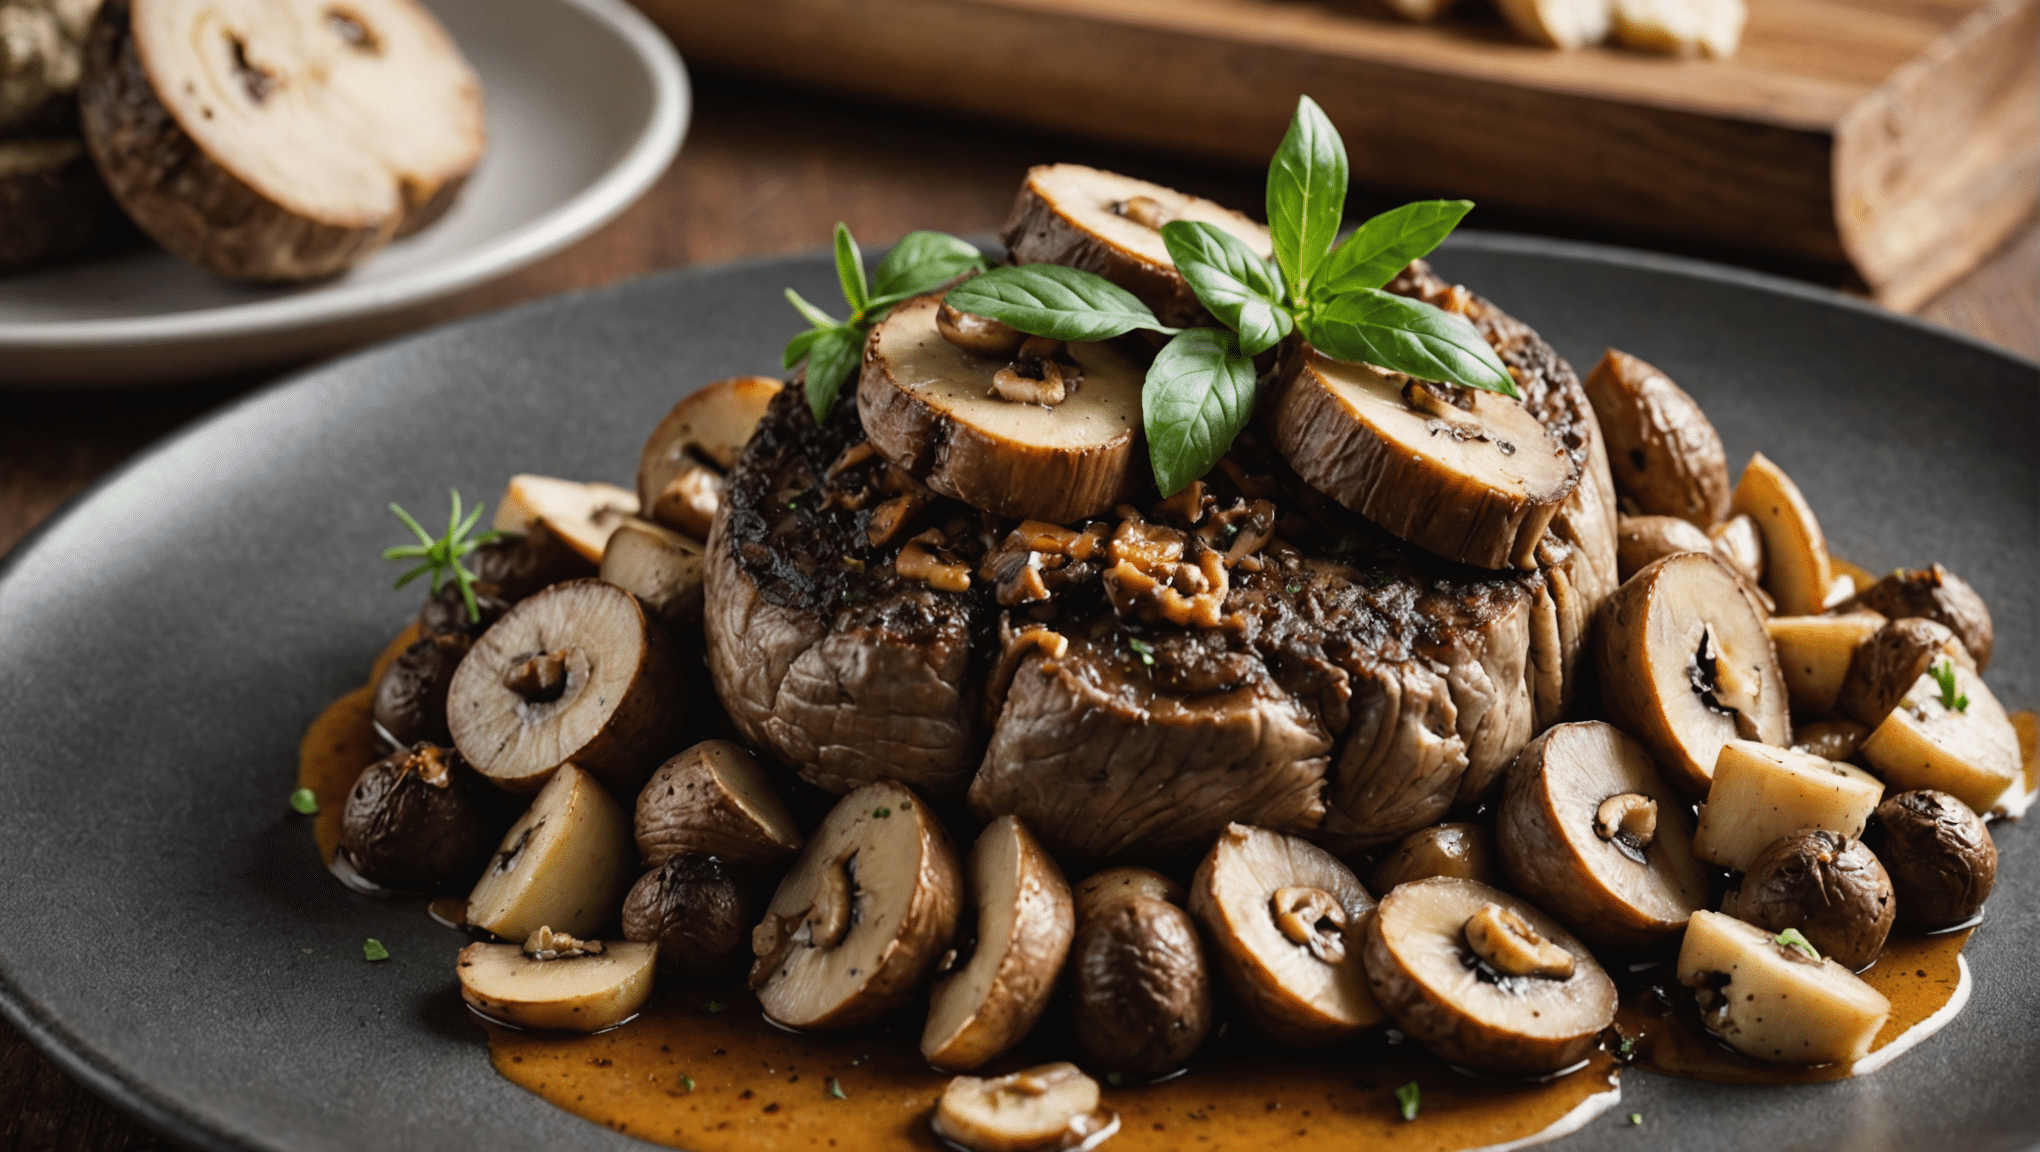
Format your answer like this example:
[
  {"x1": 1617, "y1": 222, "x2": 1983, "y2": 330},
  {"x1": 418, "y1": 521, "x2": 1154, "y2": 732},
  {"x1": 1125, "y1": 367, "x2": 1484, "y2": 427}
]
[
  {"x1": 858, "y1": 295, "x2": 1148, "y2": 524},
  {"x1": 634, "y1": 740, "x2": 803, "y2": 867},
  {"x1": 999, "y1": 163, "x2": 1272, "y2": 328},
  {"x1": 1268, "y1": 348, "x2": 1580, "y2": 570},
  {"x1": 751, "y1": 781, "x2": 962, "y2": 1031},
  {"x1": 495, "y1": 475, "x2": 640, "y2": 565},
  {"x1": 1596, "y1": 550, "x2": 1790, "y2": 795},
  {"x1": 1768, "y1": 612, "x2": 1887, "y2": 716},
  {"x1": 1729, "y1": 453, "x2": 1833, "y2": 616},
  {"x1": 1859, "y1": 662, "x2": 2020, "y2": 814},
  {"x1": 1189, "y1": 823, "x2": 1384, "y2": 1045},
  {"x1": 636, "y1": 375, "x2": 779, "y2": 537},
  {"x1": 1583, "y1": 350, "x2": 1731, "y2": 527},
  {"x1": 931, "y1": 1063, "x2": 1117, "y2": 1152},
  {"x1": 447, "y1": 578, "x2": 681, "y2": 795},
  {"x1": 1361, "y1": 877, "x2": 1616, "y2": 1076},
  {"x1": 457, "y1": 937, "x2": 656, "y2": 1033},
  {"x1": 1368, "y1": 823, "x2": 1500, "y2": 893},
  {"x1": 466, "y1": 763, "x2": 637, "y2": 941},
  {"x1": 1496, "y1": 721, "x2": 1708, "y2": 946},
  {"x1": 1676, "y1": 910, "x2": 1889, "y2": 1065},
  {"x1": 1691, "y1": 741, "x2": 1884, "y2": 872},
  {"x1": 599, "y1": 517, "x2": 705, "y2": 630},
  {"x1": 923, "y1": 816, "x2": 1076, "y2": 1071},
  {"x1": 1855, "y1": 564, "x2": 1994, "y2": 671}
]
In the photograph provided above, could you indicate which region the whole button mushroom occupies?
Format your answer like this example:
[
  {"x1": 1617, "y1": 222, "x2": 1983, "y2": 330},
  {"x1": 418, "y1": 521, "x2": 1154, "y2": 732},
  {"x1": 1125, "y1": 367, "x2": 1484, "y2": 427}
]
[
  {"x1": 620, "y1": 855, "x2": 755, "y2": 977},
  {"x1": 1068, "y1": 866, "x2": 1212, "y2": 1076},
  {"x1": 1862, "y1": 790, "x2": 1997, "y2": 930},
  {"x1": 373, "y1": 632, "x2": 471, "y2": 747},
  {"x1": 338, "y1": 743, "x2": 512, "y2": 893},
  {"x1": 1581, "y1": 349, "x2": 1731, "y2": 529},
  {"x1": 1721, "y1": 830, "x2": 1894, "y2": 971},
  {"x1": 1369, "y1": 822, "x2": 1499, "y2": 894}
]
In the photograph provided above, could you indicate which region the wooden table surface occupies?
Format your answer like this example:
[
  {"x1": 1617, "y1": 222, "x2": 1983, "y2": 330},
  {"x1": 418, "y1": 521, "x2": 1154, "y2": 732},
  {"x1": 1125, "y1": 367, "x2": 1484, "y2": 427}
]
[{"x1": 0, "y1": 71, "x2": 2034, "y2": 1152}]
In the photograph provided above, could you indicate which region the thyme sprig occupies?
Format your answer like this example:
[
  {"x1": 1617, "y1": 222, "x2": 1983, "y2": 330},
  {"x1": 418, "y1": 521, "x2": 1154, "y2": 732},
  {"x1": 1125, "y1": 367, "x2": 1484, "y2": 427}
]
[{"x1": 384, "y1": 489, "x2": 502, "y2": 623}]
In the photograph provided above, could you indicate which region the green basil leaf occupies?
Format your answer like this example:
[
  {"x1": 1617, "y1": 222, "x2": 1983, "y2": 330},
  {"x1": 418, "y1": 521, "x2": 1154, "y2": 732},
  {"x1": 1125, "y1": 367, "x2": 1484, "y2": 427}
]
[
  {"x1": 1317, "y1": 200, "x2": 1473, "y2": 297},
  {"x1": 871, "y1": 230, "x2": 985, "y2": 298},
  {"x1": 1266, "y1": 95, "x2": 1348, "y2": 305},
  {"x1": 803, "y1": 325, "x2": 865, "y2": 425},
  {"x1": 833, "y1": 223, "x2": 868, "y2": 313},
  {"x1": 785, "y1": 287, "x2": 838, "y2": 331},
  {"x1": 1144, "y1": 328, "x2": 1260, "y2": 497},
  {"x1": 783, "y1": 326, "x2": 824, "y2": 371},
  {"x1": 943, "y1": 264, "x2": 1176, "y2": 342},
  {"x1": 1301, "y1": 288, "x2": 1518, "y2": 398},
  {"x1": 1160, "y1": 220, "x2": 1293, "y2": 357}
]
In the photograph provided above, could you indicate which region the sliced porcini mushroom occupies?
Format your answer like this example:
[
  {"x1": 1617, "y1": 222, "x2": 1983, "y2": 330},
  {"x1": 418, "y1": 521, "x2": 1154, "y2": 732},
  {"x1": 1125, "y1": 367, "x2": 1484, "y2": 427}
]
[
  {"x1": 999, "y1": 163, "x2": 1272, "y2": 327},
  {"x1": 1071, "y1": 866, "x2": 1185, "y2": 920},
  {"x1": 1268, "y1": 349, "x2": 1579, "y2": 570},
  {"x1": 599, "y1": 517, "x2": 706, "y2": 629},
  {"x1": 1729, "y1": 453, "x2": 1833, "y2": 616},
  {"x1": 466, "y1": 763, "x2": 636, "y2": 941},
  {"x1": 372, "y1": 631, "x2": 471, "y2": 746},
  {"x1": 1597, "y1": 551, "x2": 1790, "y2": 795},
  {"x1": 457, "y1": 929, "x2": 656, "y2": 1033},
  {"x1": 1691, "y1": 741, "x2": 1884, "y2": 872},
  {"x1": 923, "y1": 816, "x2": 1076, "y2": 1071},
  {"x1": 338, "y1": 742, "x2": 511, "y2": 892},
  {"x1": 635, "y1": 740, "x2": 803, "y2": 868},
  {"x1": 1855, "y1": 564, "x2": 1994, "y2": 671},
  {"x1": 620, "y1": 855, "x2": 755, "y2": 976},
  {"x1": 1189, "y1": 823, "x2": 1383, "y2": 1045},
  {"x1": 1858, "y1": 660, "x2": 2021, "y2": 813},
  {"x1": 1068, "y1": 877, "x2": 1212, "y2": 1075},
  {"x1": 1583, "y1": 350, "x2": 1730, "y2": 526},
  {"x1": 635, "y1": 375, "x2": 779, "y2": 538},
  {"x1": 1708, "y1": 512, "x2": 1764, "y2": 584},
  {"x1": 78, "y1": 0, "x2": 482, "y2": 281},
  {"x1": 1361, "y1": 877, "x2": 1616, "y2": 1076},
  {"x1": 494, "y1": 475, "x2": 640, "y2": 566},
  {"x1": 1616, "y1": 513, "x2": 1713, "y2": 581},
  {"x1": 857, "y1": 295, "x2": 1148, "y2": 523},
  {"x1": 750, "y1": 781, "x2": 962, "y2": 1030},
  {"x1": 1834, "y1": 617, "x2": 1972, "y2": 728},
  {"x1": 1368, "y1": 823, "x2": 1499, "y2": 893},
  {"x1": 447, "y1": 578, "x2": 680, "y2": 795},
  {"x1": 1768, "y1": 612, "x2": 1887, "y2": 716},
  {"x1": 1862, "y1": 790, "x2": 1997, "y2": 929},
  {"x1": 1676, "y1": 910, "x2": 1889, "y2": 1065},
  {"x1": 1721, "y1": 830, "x2": 1893, "y2": 971},
  {"x1": 1793, "y1": 719, "x2": 1871, "y2": 762},
  {"x1": 931, "y1": 1063, "x2": 1119, "y2": 1152},
  {"x1": 1611, "y1": 0, "x2": 1747, "y2": 56},
  {"x1": 1496, "y1": 722, "x2": 1708, "y2": 946}
]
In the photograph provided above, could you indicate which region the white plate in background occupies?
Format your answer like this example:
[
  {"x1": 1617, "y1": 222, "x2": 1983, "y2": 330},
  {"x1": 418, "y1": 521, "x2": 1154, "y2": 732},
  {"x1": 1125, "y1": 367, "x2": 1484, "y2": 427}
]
[{"x1": 0, "y1": 0, "x2": 688, "y2": 386}]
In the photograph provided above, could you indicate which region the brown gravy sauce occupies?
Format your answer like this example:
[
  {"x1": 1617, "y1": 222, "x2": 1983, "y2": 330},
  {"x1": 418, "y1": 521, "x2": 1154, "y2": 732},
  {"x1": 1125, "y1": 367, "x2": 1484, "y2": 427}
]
[{"x1": 294, "y1": 640, "x2": 2031, "y2": 1151}]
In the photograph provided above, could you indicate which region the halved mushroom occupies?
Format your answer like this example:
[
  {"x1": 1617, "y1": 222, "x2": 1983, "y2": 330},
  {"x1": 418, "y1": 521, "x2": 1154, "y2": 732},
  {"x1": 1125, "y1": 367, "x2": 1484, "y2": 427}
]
[
  {"x1": 338, "y1": 741, "x2": 511, "y2": 892},
  {"x1": 1611, "y1": 0, "x2": 1747, "y2": 56},
  {"x1": 1708, "y1": 512, "x2": 1765, "y2": 584},
  {"x1": 999, "y1": 163, "x2": 1272, "y2": 327},
  {"x1": 1068, "y1": 878, "x2": 1212, "y2": 1075},
  {"x1": 1854, "y1": 564, "x2": 1994, "y2": 671},
  {"x1": 620, "y1": 855, "x2": 755, "y2": 976},
  {"x1": 1496, "y1": 722, "x2": 1708, "y2": 946},
  {"x1": 1582, "y1": 350, "x2": 1730, "y2": 526},
  {"x1": 1768, "y1": 612, "x2": 1886, "y2": 716},
  {"x1": 599, "y1": 518, "x2": 706, "y2": 629},
  {"x1": 1493, "y1": 0, "x2": 1612, "y2": 48},
  {"x1": 1834, "y1": 617, "x2": 1972, "y2": 728},
  {"x1": 1361, "y1": 877, "x2": 1616, "y2": 1076},
  {"x1": 372, "y1": 631, "x2": 471, "y2": 746},
  {"x1": 1190, "y1": 823, "x2": 1383, "y2": 1045},
  {"x1": 1597, "y1": 551, "x2": 1790, "y2": 795},
  {"x1": 1721, "y1": 830, "x2": 1893, "y2": 971},
  {"x1": 931, "y1": 1063, "x2": 1118, "y2": 1152},
  {"x1": 635, "y1": 740, "x2": 803, "y2": 867},
  {"x1": 447, "y1": 578, "x2": 680, "y2": 795},
  {"x1": 750, "y1": 781, "x2": 962, "y2": 1030},
  {"x1": 1616, "y1": 514, "x2": 1713, "y2": 581},
  {"x1": 466, "y1": 763, "x2": 636, "y2": 941},
  {"x1": 457, "y1": 929, "x2": 656, "y2": 1033},
  {"x1": 636, "y1": 375, "x2": 780, "y2": 538},
  {"x1": 923, "y1": 816, "x2": 1076, "y2": 1071},
  {"x1": 1729, "y1": 453, "x2": 1833, "y2": 616},
  {"x1": 1268, "y1": 350, "x2": 1580, "y2": 569},
  {"x1": 1691, "y1": 741, "x2": 1884, "y2": 872},
  {"x1": 1862, "y1": 790, "x2": 1997, "y2": 929},
  {"x1": 494, "y1": 476, "x2": 641, "y2": 566},
  {"x1": 858, "y1": 295, "x2": 1148, "y2": 523},
  {"x1": 78, "y1": 0, "x2": 482, "y2": 281},
  {"x1": 1368, "y1": 823, "x2": 1499, "y2": 893},
  {"x1": 1858, "y1": 661, "x2": 2021, "y2": 813},
  {"x1": 1676, "y1": 910, "x2": 1888, "y2": 1065}
]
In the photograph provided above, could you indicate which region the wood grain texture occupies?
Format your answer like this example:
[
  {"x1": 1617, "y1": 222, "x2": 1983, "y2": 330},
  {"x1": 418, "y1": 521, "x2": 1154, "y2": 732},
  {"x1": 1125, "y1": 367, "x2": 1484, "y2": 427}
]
[{"x1": 0, "y1": 73, "x2": 2031, "y2": 1152}]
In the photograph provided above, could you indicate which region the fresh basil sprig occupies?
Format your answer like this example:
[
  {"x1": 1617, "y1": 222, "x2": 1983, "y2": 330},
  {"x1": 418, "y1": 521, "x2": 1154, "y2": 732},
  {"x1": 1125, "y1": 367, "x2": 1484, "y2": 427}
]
[{"x1": 783, "y1": 225, "x2": 988, "y2": 424}]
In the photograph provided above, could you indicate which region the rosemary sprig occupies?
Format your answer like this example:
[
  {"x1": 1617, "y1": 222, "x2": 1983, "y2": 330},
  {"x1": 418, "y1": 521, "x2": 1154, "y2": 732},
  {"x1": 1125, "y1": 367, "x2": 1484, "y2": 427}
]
[{"x1": 383, "y1": 489, "x2": 502, "y2": 623}]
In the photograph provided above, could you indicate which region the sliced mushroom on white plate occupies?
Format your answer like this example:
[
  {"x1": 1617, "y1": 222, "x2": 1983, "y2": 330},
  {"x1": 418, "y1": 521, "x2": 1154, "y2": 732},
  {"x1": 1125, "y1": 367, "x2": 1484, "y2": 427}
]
[
  {"x1": 599, "y1": 516, "x2": 706, "y2": 629},
  {"x1": 1190, "y1": 823, "x2": 1383, "y2": 1045},
  {"x1": 1597, "y1": 550, "x2": 1790, "y2": 795},
  {"x1": 858, "y1": 294, "x2": 1148, "y2": 524},
  {"x1": 635, "y1": 375, "x2": 780, "y2": 539},
  {"x1": 466, "y1": 763, "x2": 636, "y2": 941},
  {"x1": 999, "y1": 163, "x2": 1272, "y2": 327},
  {"x1": 1859, "y1": 661, "x2": 2021, "y2": 813},
  {"x1": 635, "y1": 739, "x2": 803, "y2": 867},
  {"x1": 1691, "y1": 741, "x2": 1885, "y2": 872},
  {"x1": 1768, "y1": 612, "x2": 1886, "y2": 716},
  {"x1": 457, "y1": 928, "x2": 656, "y2": 1033},
  {"x1": 1677, "y1": 910, "x2": 1888, "y2": 1065},
  {"x1": 1268, "y1": 349, "x2": 1579, "y2": 569},
  {"x1": 494, "y1": 475, "x2": 640, "y2": 565},
  {"x1": 1583, "y1": 349, "x2": 1731, "y2": 527},
  {"x1": 750, "y1": 781, "x2": 962, "y2": 1031},
  {"x1": 923, "y1": 816, "x2": 1075, "y2": 1071},
  {"x1": 1729, "y1": 453, "x2": 1833, "y2": 616},
  {"x1": 932, "y1": 1062, "x2": 1119, "y2": 1152}
]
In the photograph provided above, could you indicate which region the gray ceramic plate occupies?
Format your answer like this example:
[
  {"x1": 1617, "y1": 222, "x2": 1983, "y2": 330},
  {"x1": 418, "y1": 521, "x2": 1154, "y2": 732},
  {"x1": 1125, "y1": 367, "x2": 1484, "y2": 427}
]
[{"x1": 0, "y1": 235, "x2": 2035, "y2": 1152}]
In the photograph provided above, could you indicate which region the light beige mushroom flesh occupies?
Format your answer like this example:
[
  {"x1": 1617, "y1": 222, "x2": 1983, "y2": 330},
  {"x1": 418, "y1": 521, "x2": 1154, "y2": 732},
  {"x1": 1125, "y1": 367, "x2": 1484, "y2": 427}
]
[
  {"x1": 457, "y1": 929, "x2": 655, "y2": 1033},
  {"x1": 1677, "y1": 910, "x2": 1888, "y2": 1065},
  {"x1": 635, "y1": 375, "x2": 780, "y2": 538},
  {"x1": 1691, "y1": 741, "x2": 1884, "y2": 872},
  {"x1": 466, "y1": 764, "x2": 636, "y2": 942}
]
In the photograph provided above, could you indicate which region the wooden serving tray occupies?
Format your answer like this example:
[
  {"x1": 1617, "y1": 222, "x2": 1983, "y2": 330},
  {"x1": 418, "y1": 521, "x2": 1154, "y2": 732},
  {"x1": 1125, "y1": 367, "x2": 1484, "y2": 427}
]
[{"x1": 633, "y1": 0, "x2": 2035, "y2": 308}]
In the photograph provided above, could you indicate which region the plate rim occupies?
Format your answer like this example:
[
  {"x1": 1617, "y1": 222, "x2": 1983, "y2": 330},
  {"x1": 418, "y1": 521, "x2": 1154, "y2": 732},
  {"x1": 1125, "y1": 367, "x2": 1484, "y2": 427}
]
[
  {"x1": 0, "y1": 0, "x2": 690, "y2": 354},
  {"x1": 0, "y1": 230, "x2": 2032, "y2": 1152}
]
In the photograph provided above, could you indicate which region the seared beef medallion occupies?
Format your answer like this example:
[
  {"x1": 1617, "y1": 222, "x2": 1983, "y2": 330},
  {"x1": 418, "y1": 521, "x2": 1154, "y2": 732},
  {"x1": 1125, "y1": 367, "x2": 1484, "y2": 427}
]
[{"x1": 705, "y1": 260, "x2": 1616, "y2": 862}]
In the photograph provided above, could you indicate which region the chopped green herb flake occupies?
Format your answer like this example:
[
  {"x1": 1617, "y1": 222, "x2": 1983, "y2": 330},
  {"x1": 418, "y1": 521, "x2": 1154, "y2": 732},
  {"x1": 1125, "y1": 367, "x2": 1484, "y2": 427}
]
[
  {"x1": 1615, "y1": 1034, "x2": 1638, "y2": 1062},
  {"x1": 1629, "y1": 1113, "x2": 1643, "y2": 1126},
  {"x1": 1286, "y1": 583, "x2": 1302, "y2": 594},
  {"x1": 1127, "y1": 637, "x2": 1156, "y2": 666},
  {"x1": 1775, "y1": 927, "x2": 1820, "y2": 960},
  {"x1": 827, "y1": 1077, "x2": 847, "y2": 1099},
  {"x1": 873, "y1": 807, "x2": 892, "y2": 818},
  {"x1": 679, "y1": 1074, "x2": 696, "y2": 1091},
  {"x1": 288, "y1": 787, "x2": 319, "y2": 815},
  {"x1": 1395, "y1": 1081, "x2": 1420, "y2": 1121},
  {"x1": 363, "y1": 938, "x2": 390, "y2": 962},
  {"x1": 704, "y1": 1000, "x2": 729, "y2": 1014},
  {"x1": 1930, "y1": 659, "x2": 1969, "y2": 712},
  {"x1": 1105, "y1": 1072, "x2": 1123, "y2": 1086}
]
